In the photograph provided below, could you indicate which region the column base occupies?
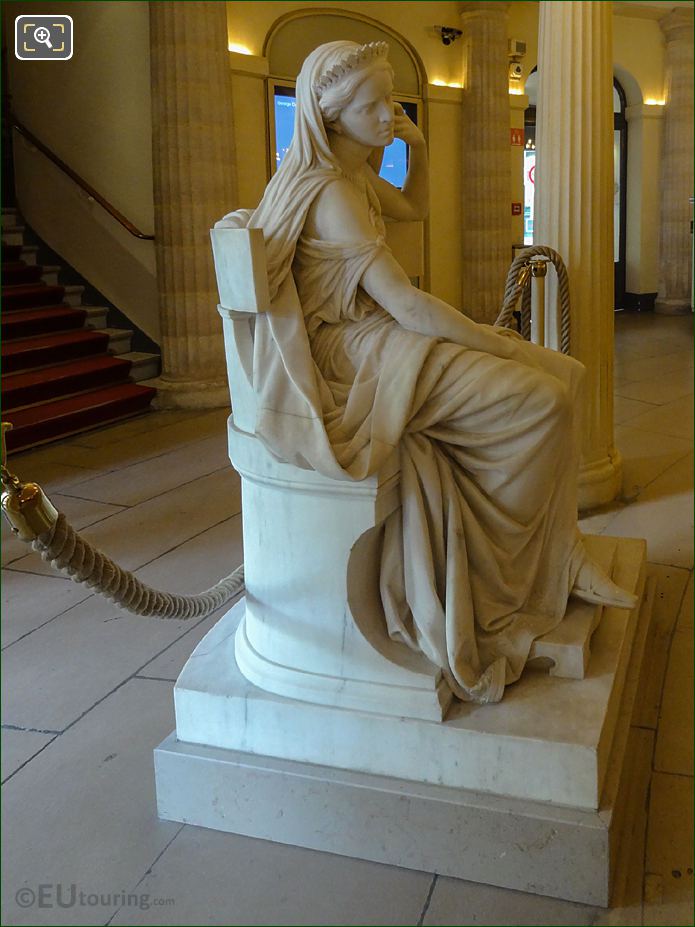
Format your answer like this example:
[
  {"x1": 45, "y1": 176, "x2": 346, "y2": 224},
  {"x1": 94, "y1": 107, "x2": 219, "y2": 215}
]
[
  {"x1": 578, "y1": 447, "x2": 623, "y2": 511},
  {"x1": 654, "y1": 297, "x2": 692, "y2": 316},
  {"x1": 146, "y1": 375, "x2": 230, "y2": 410}
]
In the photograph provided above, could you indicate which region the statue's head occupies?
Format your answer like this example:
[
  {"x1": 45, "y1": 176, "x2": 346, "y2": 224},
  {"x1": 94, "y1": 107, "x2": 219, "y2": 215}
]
[
  {"x1": 295, "y1": 41, "x2": 394, "y2": 145},
  {"x1": 310, "y1": 41, "x2": 392, "y2": 120}
]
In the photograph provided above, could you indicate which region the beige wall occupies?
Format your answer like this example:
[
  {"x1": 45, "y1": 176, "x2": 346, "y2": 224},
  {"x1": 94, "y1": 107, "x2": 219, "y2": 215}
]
[
  {"x1": 5, "y1": 0, "x2": 154, "y2": 233},
  {"x1": 227, "y1": 1, "x2": 465, "y2": 85},
  {"x1": 4, "y1": 0, "x2": 158, "y2": 339}
]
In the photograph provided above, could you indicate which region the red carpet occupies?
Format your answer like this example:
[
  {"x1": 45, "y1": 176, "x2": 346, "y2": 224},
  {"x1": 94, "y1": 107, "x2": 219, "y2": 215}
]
[{"x1": 2, "y1": 241, "x2": 156, "y2": 452}]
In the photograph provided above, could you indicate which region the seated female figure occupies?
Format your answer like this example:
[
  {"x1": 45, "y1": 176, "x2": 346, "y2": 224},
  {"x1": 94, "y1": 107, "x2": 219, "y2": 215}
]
[{"x1": 225, "y1": 40, "x2": 635, "y2": 704}]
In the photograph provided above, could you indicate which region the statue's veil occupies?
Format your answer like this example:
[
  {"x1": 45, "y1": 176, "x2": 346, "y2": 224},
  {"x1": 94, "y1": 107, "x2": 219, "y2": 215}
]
[
  {"x1": 249, "y1": 40, "x2": 384, "y2": 299},
  {"x1": 232, "y1": 41, "x2": 393, "y2": 478}
]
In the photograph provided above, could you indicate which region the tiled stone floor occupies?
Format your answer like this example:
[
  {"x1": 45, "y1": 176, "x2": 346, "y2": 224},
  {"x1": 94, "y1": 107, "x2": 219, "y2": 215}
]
[{"x1": 1, "y1": 312, "x2": 692, "y2": 926}]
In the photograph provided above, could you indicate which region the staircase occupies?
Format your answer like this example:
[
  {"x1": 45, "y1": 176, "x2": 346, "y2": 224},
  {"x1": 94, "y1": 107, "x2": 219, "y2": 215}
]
[{"x1": 2, "y1": 209, "x2": 159, "y2": 453}]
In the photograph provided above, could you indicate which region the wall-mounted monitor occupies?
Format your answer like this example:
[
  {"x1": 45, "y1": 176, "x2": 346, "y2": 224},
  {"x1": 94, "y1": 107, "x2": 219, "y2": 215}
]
[{"x1": 273, "y1": 86, "x2": 417, "y2": 190}]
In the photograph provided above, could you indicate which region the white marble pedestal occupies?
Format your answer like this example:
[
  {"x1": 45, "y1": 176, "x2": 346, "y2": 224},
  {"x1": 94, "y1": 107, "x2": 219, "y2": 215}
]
[{"x1": 154, "y1": 536, "x2": 653, "y2": 906}]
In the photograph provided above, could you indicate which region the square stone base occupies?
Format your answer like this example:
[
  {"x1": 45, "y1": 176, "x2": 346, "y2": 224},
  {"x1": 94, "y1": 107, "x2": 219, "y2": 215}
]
[{"x1": 154, "y1": 542, "x2": 654, "y2": 906}]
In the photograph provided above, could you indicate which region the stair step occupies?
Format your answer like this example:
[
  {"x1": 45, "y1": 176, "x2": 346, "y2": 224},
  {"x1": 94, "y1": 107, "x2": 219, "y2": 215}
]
[
  {"x1": 2, "y1": 262, "x2": 43, "y2": 286},
  {"x1": 2, "y1": 226, "x2": 26, "y2": 246},
  {"x1": 2, "y1": 209, "x2": 19, "y2": 230},
  {"x1": 63, "y1": 284, "x2": 85, "y2": 307},
  {"x1": 40, "y1": 265, "x2": 61, "y2": 286},
  {"x1": 102, "y1": 327, "x2": 133, "y2": 355},
  {"x1": 4, "y1": 382, "x2": 157, "y2": 452},
  {"x1": 2, "y1": 306, "x2": 88, "y2": 340},
  {"x1": 1, "y1": 329, "x2": 110, "y2": 373},
  {"x1": 1, "y1": 244, "x2": 39, "y2": 265},
  {"x1": 20, "y1": 245, "x2": 39, "y2": 266},
  {"x1": 120, "y1": 351, "x2": 160, "y2": 381},
  {"x1": 2, "y1": 355, "x2": 133, "y2": 410},
  {"x1": 2, "y1": 283, "x2": 66, "y2": 311},
  {"x1": 1, "y1": 244, "x2": 23, "y2": 262},
  {"x1": 84, "y1": 306, "x2": 108, "y2": 329}
]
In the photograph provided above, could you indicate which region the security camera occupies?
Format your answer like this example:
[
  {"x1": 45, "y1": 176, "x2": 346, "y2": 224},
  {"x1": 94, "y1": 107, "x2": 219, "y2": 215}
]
[
  {"x1": 509, "y1": 61, "x2": 523, "y2": 81},
  {"x1": 434, "y1": 26, "x2": 462, "y2": 46}
]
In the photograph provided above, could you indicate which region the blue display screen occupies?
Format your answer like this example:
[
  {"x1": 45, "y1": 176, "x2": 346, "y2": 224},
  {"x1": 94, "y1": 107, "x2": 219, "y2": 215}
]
[{"x1": 274, "y1": 87, "x2": 415, "y2": 189}]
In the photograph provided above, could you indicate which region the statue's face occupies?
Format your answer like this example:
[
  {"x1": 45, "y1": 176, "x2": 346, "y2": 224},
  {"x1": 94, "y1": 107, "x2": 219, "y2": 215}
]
[{"x1": 330, "y1": 67, "x2": 395, "y2": 148}]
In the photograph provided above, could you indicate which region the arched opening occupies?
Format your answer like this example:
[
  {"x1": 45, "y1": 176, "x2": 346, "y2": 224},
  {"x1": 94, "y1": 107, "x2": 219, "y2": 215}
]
[
  {"x1": 523, "y1": 69, "x2": 629, "y2": 309},
  {"x1": 264, "y1": 9, "x2": 425, "y2": 187},
  {"x1": 262, "y1": 9, "x2": 429, "y2": 287}
]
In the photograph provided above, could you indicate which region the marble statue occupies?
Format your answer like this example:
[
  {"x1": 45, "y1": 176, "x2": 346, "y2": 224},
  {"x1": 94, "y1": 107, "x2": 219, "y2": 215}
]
[{"x1": 216, "y1": 40, "x2": 636, "y2": 704}]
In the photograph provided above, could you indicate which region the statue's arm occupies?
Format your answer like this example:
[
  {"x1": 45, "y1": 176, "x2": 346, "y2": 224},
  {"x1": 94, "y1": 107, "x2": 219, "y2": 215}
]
[
  {"x1": 309, "y1": 182, "x2": 518, "y2": 358},
  {"x1": 361, "y1": 252, "x2": 518, "y2": 357},
  {"x1": 365, "y1": 104, "x2": 429, "y2": 222}
]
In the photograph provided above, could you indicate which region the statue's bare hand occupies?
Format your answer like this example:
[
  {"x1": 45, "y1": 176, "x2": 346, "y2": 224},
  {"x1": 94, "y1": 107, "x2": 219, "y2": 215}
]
[{"x1": 393, "y1": 103, "x2": 425, "y2": 148}]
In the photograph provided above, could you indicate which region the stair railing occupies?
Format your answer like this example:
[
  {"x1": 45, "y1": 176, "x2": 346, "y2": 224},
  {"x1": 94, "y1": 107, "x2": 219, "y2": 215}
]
[{"x1": 10, "y1": 114, "x2": 155, "y2": 241}]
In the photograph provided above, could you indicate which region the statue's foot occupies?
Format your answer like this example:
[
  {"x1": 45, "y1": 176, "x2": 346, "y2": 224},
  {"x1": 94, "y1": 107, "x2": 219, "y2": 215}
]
[{"x1": 571, "y1": 556, "x2": 639, "y2": 609}]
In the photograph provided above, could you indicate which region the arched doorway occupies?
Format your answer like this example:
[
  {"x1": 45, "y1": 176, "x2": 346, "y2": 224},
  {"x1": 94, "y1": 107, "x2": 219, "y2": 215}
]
[
  {"x1": 264, "y1": 10, "x2": 425, "y2": 186},
  {"x1": 523, "y1": 70, "x2": 628, "y2": 309}
]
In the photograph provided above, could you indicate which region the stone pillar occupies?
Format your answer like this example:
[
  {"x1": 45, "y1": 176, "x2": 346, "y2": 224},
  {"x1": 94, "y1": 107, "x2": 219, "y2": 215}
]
[
  {"x1": 535, "y1": 1, "x2": 621, "y2": 510},
  {"x1": 625, "y1": 104, "x2": 664, "y2": 301},
  {"x1": 460, "y1": 2, "x2": 510, "y2": 324},
  {"x1": 149, "y1": 2, "x2": 237, "y2": 408},
  {"x1": 655, "y1": 8, "x2": 694, "y2": 315}
]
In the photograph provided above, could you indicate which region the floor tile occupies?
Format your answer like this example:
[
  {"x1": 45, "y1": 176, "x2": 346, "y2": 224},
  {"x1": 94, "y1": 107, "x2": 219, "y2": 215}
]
[
  {"x1": 643, "y1": 772, "x2": 694, "y2": 927},
  {"x1": 8, "y1": 467, "x2": 242, "y2": 579},
  {"x1": 29, "y1": 408, "x2": 230, "y2": 474},
  {"x1": 633, "y1": 564, "x2": 690, "y2": 729},
  {"x1": 626, "y1": 394, "x2": 694, "y2": 442},
  {"x1": 676, "y1": 573, "x2": 693, "y2": 631},
  {"x1": 422, "y1": 877, "x2": 598, "y2": 925},
  {"x1": 109, "y1": 825, "x2": 432, "y2": 926},
  {"x1": 2, "y1": 515, "x2": 244, "y2": 732},
  {"x1": 654, "y1": 628, "x2": 694, "y2": 776},
  {"x1": 614, "y1": 424, "x2": 692, "y2": 500},
  {"x1": 63, "y1": 433, "x2": 230, "y2": 506},
  {"x1": 614, "y1": 395, "x2": 659, "y2": 426},
  {"x1": 1, "y1": 728, "x2": 57, "y2": 781},
  {"x1": 615, "y1": 368, "x2": 693, "y2": 406},
  {"x1": 614, "y1": 350, "x2": 693, "y2": 388},
  {"x1": 136, "y1": 515, "x2": 243, "y2": 681},
  {"x1": 2, "y1": 495, "x2": 125, "y2": 567},
  {"x1": 598, "y1": 453, "x2": 694, "y2": 568},
  {"x1": 2, "y1": 589, "x2": 207, "y2": 732},
  {"x1": 594, "y1": 728, "x2": 653, "y2": 926},
  {"x1": 579, "y1": 505, "x2": 625, "y2": 536},
  {"x1": 0, "y1": 678, "x2": 180, "y2": 926},
  {"x1": 1, "y1": 569, "x2": 93, "y2": 649},
  {"x1": 3, "y1": 457, "x2": 101, "y2": 493},
  {"x1": 58, "y1": 409, "x2": 206, "y2": 449}
]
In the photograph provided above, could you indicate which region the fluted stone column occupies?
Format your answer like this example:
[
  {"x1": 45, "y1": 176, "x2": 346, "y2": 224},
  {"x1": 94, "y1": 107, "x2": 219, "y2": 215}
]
[
  {"x1": 535, "y1": 1, "x2": 621, "y2": 510},
  {"x1": 655, "y1": 8, "x2": 694, "y2": 315},
  {"x1": 150, "y1": 2, "x2": 238, "y2": 408},
  {"x1": 460, "y1": 2, "x2": 510, "y2": 324}
]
